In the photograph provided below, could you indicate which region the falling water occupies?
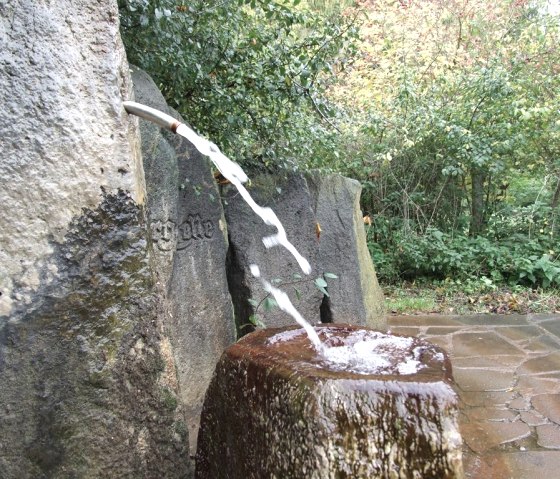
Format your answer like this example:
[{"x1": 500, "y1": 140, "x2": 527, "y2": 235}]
[
  {"x1": 173, "y1": 124, "x2": 322, "y2": 350},
  {"x1": 125, "y1": 101, "x2": 421, "y2": 369}
]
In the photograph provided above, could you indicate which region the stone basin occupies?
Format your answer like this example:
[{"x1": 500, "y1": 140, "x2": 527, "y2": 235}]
[{"x1": 195, "y1": 324, "x2": 464, "y2": 479}]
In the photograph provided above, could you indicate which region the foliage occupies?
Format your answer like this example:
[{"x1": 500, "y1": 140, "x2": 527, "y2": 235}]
[
  {"x1": 385, "y1": 281, "x2": 560, "y2": 315},
  {"x1": 119, "y1": 0, "x2": 560, "y2": 294},
  {"x1": 119, "y1": 0, "x2": 359, "y2": 169},
  {"x1": 367, "y1": 214, "x2": 560, "y2": 288}
]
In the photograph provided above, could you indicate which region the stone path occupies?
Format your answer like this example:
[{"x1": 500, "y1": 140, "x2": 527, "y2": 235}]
[{"x1": 389, "y1": 313, "x2": 560, "y2": 479}]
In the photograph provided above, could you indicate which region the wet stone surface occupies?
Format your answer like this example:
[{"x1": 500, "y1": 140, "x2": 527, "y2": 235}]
[
  {"x1": 389, "y1": 313, "x2": 560, "y2": 478},
  {"x1": 196, "y1": 324, "x2": 463, "y2": 479}
]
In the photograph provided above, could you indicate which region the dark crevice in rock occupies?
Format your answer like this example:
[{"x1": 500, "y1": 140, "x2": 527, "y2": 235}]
[
  {"x1": 225, "y1": 239, "x2": 254, "y2": 338},
  {"x1": 320, "y1": 293, "x2": 333, "y2": 323}
]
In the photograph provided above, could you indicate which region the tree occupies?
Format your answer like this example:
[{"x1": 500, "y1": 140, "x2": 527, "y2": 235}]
[{"x1": 119, "y1": 0, "x2": 359, "y2": 170}]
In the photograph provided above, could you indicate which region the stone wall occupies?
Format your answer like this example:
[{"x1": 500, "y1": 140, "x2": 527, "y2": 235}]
[{"x1": 0, "y1": 2, "x2": 190, "y2": 477}]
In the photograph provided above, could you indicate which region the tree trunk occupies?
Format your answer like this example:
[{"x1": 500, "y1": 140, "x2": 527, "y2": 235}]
[
  {"x1": 551, "y1": 175, "x2": 560, "y2": 210},
  {"x1": 469, "y1": 167, "x2": 486, "y2": 236}
]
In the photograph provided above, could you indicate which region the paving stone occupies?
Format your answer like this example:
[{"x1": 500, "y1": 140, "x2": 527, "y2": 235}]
[
  {"x1": 496, "y1": 326, "x2": 543, "y2": 342},
  {"x1": 452, "y1": 332, "x2": 523, "y2": 357},
  {"x1": 454, "y1": 368, "x2": 514, "y2": 392},
  {"x1": 509, "y1": 396, "x2": 530, "y2": 411},
  {"x1": 517, "y1": 375, "x2": 560, "y2": 397},
  {"x1": 459, "y1": 391, "x2": 515, "y2": 407},
  {"x1": 520, "y1": 410, "x2": 548, "y2": 427},
  {"x1": 388, "y1": 315, "x2": 464, "y2": 327},
  {"x1": 463, "y1": 451, "x2": 512, "y2": 479},
  {"x1": 461, "y1": 422, "x2": 531, "y2": 453},
  {"x1": 536, "y1": 319, "x2": 560, "y2": 340},
  {"x1": 518, "y1": 352, "x2": 560, "y2": 375},
  {"x1": 536, "y1": 424, "x2": 560, "y2": 449},
  {"x1": 457, "y1": 314, "x2": 530, "y2": 326},
  {"x1": 532, "y1": 394, "x2": 560, "y2": 425},
  {"x1": 504, "y1": 451, "x2": 560, "y2": 477},
  {"x1": 387, "y1": 326, "x2": 421, "y2": 336},
  {"x1": 425, "y1": 327, "x2": 463, "y2": 335},
  {"x1": 421, "y1": 335, "x2": 451, "y2": 351},
  {"x1": 528, "y1": 314, "x2": 560, "y2": 323},
  {"x1": 523, "y1": 335, "x2": 560, "y2": 353},
  {"x1": 452, "y1": 355, "x2": 524, "y2": 369},
  {"x1": 466, "y1": 407, "x2": 518, "y2": 422}
]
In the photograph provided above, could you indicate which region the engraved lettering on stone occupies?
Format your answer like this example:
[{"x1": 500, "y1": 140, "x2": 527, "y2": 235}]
[
  {"x1": 151, "y1": 219, "x2": 177, "y2": 251},
  {"x1": 152, "y1": 215, "x2": 215, "y2": 251}
]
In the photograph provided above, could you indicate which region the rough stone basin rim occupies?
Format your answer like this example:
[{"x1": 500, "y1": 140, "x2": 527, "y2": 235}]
[{"x1": 196, "y1": 324, "x2": 464, "y2": 479}]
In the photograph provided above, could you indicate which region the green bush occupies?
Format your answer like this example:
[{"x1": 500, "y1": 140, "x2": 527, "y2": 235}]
[{"x1": 368, "y1": 221, "x2": 560, "y2": 289}]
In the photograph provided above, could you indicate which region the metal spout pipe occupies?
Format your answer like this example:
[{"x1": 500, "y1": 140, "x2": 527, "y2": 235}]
[{"x1": 123, "y1": 101, "x2": 183, "y2": 133}]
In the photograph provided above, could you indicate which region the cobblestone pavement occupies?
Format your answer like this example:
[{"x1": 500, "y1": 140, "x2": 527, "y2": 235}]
[{"x1": 389, "y1": 313, "x2": 560, "y2": 479}]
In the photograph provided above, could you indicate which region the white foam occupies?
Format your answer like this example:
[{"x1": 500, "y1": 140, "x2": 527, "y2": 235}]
[{"x1": 267, "y1": 328, "x2": 431, "y2": 376}]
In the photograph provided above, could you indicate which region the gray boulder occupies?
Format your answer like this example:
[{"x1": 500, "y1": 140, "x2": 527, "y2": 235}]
[
  {"x1": 131, "y1": 67, "x2": 236, "y2": 452},
  {"x1": 223, "y1": 173, "x2": 323, "y2": 330},
  {"x1": 223, "y1": 172, "x2": 386, "y2": 333},
  {"x1": 306, "y1": 172, "x2": 386, "y2": 328},
  {"x1": 0, "y1": 2, "x2": 190, "y2": 477}
]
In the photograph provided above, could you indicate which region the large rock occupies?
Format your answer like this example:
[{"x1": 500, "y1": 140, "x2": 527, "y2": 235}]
[
  {"x1": 306, "y1": 172, "x2": 386, "y2": 327},
  {"x1": 196, "y1": 325, "x2": 464, "y2": 478},
  {"x1": 131, "y1": 67, "x2": 236, "y2": 451},
  {"x1": 223, "y1": 173, "x2": 323, "y2": 330},
  {"x1": 0, "y1": 2, "x2": 190, "y2": 477},
  {"x1": 223, "y1": 172, "x2": 385, "y2": 333}
]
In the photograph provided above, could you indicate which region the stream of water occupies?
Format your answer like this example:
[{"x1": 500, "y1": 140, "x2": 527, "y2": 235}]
[{"x1": 175, "y1": 125, "x2": 322, "y2": 350}]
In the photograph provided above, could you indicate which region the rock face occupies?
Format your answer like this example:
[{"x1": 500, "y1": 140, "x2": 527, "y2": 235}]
[
  {"x1": 131, "y1": 66, "x2": 235, "y2": 451},
  {"x1": 306, "y1": 172, "x2": 386, "y2": 327},
  {"x1": 0, "y1": 2, "x2": 190, "y2": 477},
  {"x1": 0, "y1": 1, "x2": 144, "y2": 318},
  {"x1": 196, "y1": 325, "x2": 464, "y2": 479},
  {"x1": 223, "y1": 172, "x2": 386, "y2": 333}
]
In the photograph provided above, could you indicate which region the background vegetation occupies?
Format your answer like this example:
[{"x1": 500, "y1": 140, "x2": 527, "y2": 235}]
[{"x1": 119, "y1": 0, "x2": 560, "y2": 312}]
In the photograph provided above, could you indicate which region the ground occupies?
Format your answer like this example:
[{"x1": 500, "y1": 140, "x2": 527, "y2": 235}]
[
  {"x1": 389, "y1": 312, "x2": 560, "y2": 478},
  {"x1": 384, "y1": 283, "x2": 560, "y2": 316}
]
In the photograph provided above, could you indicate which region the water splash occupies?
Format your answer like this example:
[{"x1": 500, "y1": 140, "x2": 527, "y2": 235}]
[{"x1": 174, "y1": 123, "x2": 320, "y2": 350}]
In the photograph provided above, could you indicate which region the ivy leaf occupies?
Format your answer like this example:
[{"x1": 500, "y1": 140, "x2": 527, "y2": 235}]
[
  {"x1": 316, "y1": 285, "x2": 329, "y2": 297},
  {"x1": 263, "y1": 297, "x2": 278, "y2": 311}
]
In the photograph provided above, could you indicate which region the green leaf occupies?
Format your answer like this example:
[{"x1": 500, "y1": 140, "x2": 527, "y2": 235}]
[
  {"x1": 248, "y1": 315, "x2": 266, "y2": 328},
  {"x1": 293, "y1": 287, "x2": 302, "y2": 300},
  {"x1": 314, "y1": 277, "x2": 328, "y2": 288},
  {"x1": 317, "y1": 286, "x2": 329, "y2": 297},
  {"x1": 263, "y1": 297, "x2": 278, "y2": 311},
  {"x1": 323, "y1": 272, "x2": 338, "y2": 279},
  {"x1": 248, "y1": 298, "x2": 259, "y2": 307}
]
